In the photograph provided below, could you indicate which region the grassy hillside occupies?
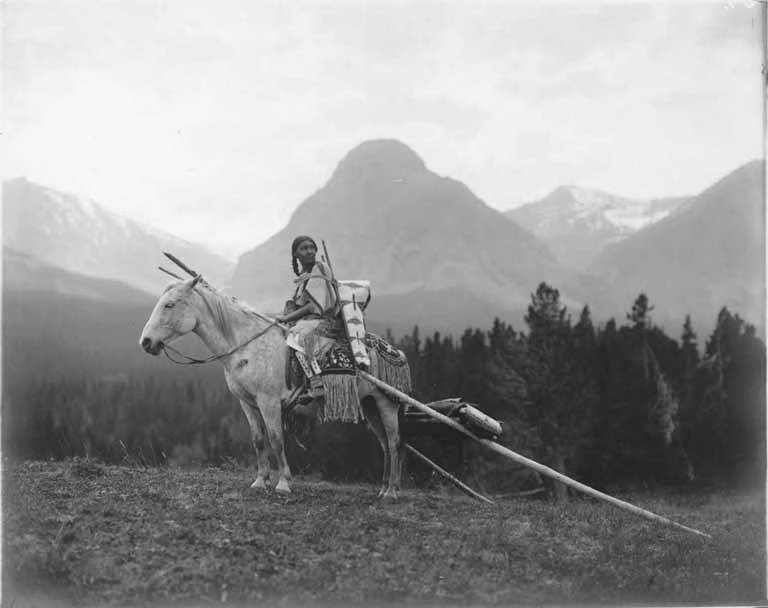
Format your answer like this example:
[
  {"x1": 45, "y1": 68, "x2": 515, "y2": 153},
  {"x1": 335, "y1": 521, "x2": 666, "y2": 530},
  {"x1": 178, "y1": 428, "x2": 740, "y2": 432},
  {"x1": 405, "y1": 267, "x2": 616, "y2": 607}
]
[{"x1": 4, "y1": 460, "x2": 763, "y2": 606}]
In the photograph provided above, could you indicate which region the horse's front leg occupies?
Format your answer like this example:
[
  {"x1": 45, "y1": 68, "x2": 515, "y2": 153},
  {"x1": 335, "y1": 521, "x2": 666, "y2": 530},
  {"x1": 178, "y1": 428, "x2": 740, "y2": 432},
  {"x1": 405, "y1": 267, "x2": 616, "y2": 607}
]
[
  {"x1": 239, "y1": 399, "x2": 271, "y2": 490},
  {"x1": 259, "y1": 393, "x2": 292, "y2": 493}
]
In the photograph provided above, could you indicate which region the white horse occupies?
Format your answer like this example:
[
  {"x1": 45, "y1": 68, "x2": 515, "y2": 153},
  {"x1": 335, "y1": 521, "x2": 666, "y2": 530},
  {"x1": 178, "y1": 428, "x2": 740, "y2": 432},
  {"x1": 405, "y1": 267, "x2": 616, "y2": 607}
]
[{"x1": 139, "y1": 273, "x2": 406, "y2": 497}]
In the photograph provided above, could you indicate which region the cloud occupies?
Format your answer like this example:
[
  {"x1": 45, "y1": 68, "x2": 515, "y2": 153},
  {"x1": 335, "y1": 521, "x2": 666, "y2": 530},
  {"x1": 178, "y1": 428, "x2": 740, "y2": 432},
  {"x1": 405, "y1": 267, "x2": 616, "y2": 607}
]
[{"x1": 4, "y1": 1, "x2": 762, "y2": 257}]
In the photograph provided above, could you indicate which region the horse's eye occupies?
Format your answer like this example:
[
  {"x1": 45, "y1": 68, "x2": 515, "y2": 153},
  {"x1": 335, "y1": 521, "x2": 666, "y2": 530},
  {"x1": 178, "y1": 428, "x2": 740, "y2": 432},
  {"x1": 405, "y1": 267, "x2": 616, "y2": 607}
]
[{"x1": 164, "y1": 302, "x2": 176, "y2": 309}]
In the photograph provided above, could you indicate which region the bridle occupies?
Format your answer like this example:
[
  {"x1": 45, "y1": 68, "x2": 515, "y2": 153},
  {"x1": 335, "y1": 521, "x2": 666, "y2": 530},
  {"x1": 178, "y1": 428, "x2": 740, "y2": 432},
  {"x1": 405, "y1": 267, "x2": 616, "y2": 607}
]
[
  {"x1": 154, "y1": 255, "x2": 288, "y2": 366},
  {"x1": 162, "y1": 317, "x2": 285, "y2": 366},
  {"x1": 153, "y1": 254, "x2": 310, "y2": 450}
]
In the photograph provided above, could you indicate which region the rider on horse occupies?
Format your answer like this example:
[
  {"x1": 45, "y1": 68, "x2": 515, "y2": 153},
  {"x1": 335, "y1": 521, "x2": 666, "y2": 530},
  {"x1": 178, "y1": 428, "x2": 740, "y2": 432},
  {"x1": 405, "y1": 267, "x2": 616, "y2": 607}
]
[{"x1": 276, "y1": 235, "x2": 339, "y2": 425}]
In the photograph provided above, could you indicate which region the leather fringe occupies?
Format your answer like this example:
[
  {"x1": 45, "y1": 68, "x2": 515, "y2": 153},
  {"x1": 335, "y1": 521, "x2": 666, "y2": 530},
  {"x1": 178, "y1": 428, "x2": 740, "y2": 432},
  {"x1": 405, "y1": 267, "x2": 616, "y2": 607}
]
[
  {"x1": 317, "y1": 344, "x2": 412, "y2": 424},
  {"x1": 321, "y1": 374, "x2": 362, "y2": 423},
  {"x1": 369, "y1": 348, "x2": 412, "y2": 394}
]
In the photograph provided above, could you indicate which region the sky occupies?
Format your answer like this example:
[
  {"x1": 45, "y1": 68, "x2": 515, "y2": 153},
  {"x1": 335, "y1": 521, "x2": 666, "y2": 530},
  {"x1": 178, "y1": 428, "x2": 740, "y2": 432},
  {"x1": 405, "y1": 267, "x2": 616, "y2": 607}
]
[{"x1": 3, "y1": 0, "x2": 764, "y2": 260}]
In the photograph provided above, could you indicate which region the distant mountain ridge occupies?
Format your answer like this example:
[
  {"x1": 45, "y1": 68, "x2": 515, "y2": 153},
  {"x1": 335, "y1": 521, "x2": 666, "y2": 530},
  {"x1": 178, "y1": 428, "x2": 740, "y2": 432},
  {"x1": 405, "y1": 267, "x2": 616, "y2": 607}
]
[
  {"x1": 506, "y1": 186, "x2": 691, "y2": 269},
  {"x1": 586, "y1": 159, "x2": 764, "y2": 333},
  {"x1": 3, "y1": 247, "x2": 154, "y2": 305},
  {"x1": 2, "y1": 146, "x2": 762, "y2": 340},
  {"x1": 2, "y1": 276, "x2": 221, "y2": 407},
  {"x1": 231, "y1": 139, "x2": 568, "y2": 325},
  {"x1": 2, "y1": 178, "x2": 235, "y2": 295}
]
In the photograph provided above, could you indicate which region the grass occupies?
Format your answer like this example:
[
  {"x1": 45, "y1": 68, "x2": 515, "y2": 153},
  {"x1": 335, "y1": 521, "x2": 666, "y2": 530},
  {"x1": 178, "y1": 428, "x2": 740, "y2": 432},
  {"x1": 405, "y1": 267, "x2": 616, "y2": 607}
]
[{"x1": 3, "y1": 459, "x2": 764, "y2": 607}]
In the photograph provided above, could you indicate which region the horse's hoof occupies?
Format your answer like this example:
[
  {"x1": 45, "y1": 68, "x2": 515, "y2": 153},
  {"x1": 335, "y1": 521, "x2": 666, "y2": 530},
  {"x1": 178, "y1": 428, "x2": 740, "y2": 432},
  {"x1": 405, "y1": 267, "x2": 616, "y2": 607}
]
[
  {"x1": 381, "y1": 488, "x2": 398, "y2": 500},
  {"x1": 275, "y1": 479, "x2": 292, "y2": 494},
  {"x1": 250, "y1": 477, "x2": 267, "y2": 490}
]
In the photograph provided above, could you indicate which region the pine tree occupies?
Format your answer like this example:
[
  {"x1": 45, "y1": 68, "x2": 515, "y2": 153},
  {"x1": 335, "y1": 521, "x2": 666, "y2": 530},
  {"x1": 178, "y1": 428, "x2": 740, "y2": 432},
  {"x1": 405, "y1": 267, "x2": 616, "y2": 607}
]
[
  {"x1": 627, "y1": 293, "x2": 655, "y2": 380},
  {"x1": 695, "y1": 308, "x2": 767, "y2": 483},
  {"x1": 423, "y1": 332, "x2": 455, "y2": 401},
  {"x1": 513, "y1": 283, "x2": 595, "y2": 500},
  {"x1": 397, "y1": 325, "x2": 424, "y2": 397},
  {"x1": 457, "y1": 328, "x2": 490, "y2": 405},
  {"x1": 627, "y1": 293, "x2": 655, "y2": 331},
  {"x1": 482, "y1": 320, "x2": 528, "y2": 424},
  {"x1": 525, "y1": 283, "x2": 570, "y2": 341},
  {"x1": 678, "y1": 316, "x2": 699, "y2": 438},
  {"x1": 628, "y1": 294, "x2": 691, "y2": 482},
  {"x1": 644, "y1": 344, "x2": 680, "y2": 446},
  {"x1": 488, "y1": 317, "x2": 516, "y2": 353}
]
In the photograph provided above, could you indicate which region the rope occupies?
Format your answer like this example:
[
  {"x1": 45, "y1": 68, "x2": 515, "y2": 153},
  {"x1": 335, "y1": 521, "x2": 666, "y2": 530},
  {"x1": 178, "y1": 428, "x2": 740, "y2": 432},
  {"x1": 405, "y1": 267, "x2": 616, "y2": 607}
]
[{"x1": 162, "y1": 320, "x2": 284, "y2": 366}]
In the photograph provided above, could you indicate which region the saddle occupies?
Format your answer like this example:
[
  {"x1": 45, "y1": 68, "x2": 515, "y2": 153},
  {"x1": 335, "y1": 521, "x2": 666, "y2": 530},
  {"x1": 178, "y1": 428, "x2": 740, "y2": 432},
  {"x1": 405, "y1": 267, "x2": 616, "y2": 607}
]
[
  {"x1": 282, "y1": 280, "x2": 411, "y2": 423},
  {"x1": 284, "y1": 321, "x2": 352, "y2": 390},
  {"x1": 284, "y1": 279, "x2": 372, "y2": 388},
  {"x1": 284, "y1": 330, "x2": 412, "y2": 422}
]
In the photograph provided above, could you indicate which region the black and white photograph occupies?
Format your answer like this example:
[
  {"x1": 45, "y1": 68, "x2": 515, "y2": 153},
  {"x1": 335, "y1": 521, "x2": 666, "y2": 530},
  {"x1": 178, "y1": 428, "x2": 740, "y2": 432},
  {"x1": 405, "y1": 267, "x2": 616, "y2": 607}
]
[{"x1": 3, "y1": 0, "x2": 766, "y2": 606}]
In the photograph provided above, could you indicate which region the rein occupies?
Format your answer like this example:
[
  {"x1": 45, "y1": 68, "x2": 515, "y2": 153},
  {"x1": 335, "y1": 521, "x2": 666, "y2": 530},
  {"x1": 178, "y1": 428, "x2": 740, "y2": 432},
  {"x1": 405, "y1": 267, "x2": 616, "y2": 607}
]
[{"x1": 163, "y1": 319, "x2": 286, "y2": 366}]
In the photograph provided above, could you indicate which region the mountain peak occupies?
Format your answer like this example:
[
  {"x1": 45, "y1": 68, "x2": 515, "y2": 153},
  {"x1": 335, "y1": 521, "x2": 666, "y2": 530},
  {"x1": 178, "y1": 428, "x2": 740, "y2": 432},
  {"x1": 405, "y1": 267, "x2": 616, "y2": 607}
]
[
  {"x1": 3, "y1": 180, "x2": 235, "y2": 294},
  {"x1": 506, "y1": 183, "x2": 692, "y2": 270},
  {"x1": 331, "y1": 139, "x2": 427, "y2": 181},
  {"x1": 232, "y1": 139, "x2": 560, "y2": 315},
  {"x1": 543, "y1": 185, "x2": 629, "y2": 210}
]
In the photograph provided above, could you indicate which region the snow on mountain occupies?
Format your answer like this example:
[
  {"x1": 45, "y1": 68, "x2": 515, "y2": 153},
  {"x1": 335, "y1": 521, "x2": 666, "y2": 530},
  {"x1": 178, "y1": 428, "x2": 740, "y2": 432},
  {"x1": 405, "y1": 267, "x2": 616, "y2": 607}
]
[
  {"x1": 505, "y1": 186, "x2": 691, "y2": 270},
  {"x1": 231, "y1": 139, "x2": 567, "y2": 323},
  {"x1": 588, "y1": 160, "x2": 764, "y2": 334},
  {"x1": 3, "y1": 178, "x2": 235, "y2": 296}
]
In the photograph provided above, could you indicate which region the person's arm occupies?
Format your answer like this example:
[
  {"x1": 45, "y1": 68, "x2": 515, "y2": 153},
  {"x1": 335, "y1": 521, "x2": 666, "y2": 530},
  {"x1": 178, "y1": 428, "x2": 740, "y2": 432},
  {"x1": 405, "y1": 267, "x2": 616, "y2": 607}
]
[{"x1": 276, "y1": 302, "x2": 315, "y2": 324}]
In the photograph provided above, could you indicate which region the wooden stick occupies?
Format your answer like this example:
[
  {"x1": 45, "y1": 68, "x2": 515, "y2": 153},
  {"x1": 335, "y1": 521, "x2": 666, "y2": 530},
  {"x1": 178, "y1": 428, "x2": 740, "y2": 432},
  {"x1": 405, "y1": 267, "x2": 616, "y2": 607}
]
[
  {"x1": 320, "y1": 239, "x2": 343, "y2": 316},
  {"x1": 158, "y1": 266, "x2": 184, "y2": 280},
  {"x1": 163, "y1": 251, "x2": 198, "y2": 277},
  {"x1": 405, "y1": 443, "x2": 495, "y2": 505},
  {"x1": 498, "y1": 487, "x2": 547, "y2": 499},
  {"x1": 360, "y1": 371, "x2": 711, "y2": 539}
]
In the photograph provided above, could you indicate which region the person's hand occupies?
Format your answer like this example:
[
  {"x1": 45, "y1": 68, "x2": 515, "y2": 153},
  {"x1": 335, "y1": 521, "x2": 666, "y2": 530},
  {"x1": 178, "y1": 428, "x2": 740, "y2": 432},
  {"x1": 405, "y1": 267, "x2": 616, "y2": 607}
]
[{"x1": 275, "y1": 315, "x2": 287, "y2": 324}]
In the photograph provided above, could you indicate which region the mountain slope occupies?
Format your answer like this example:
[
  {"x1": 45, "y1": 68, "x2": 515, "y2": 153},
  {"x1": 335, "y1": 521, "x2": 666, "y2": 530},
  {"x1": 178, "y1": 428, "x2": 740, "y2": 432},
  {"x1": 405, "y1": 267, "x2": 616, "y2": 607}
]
[
  {"x1": 2, "y1": 251, "x2": 222, "y2": 403},
  {"x1": 587, "y1": 160, "x2": 764, "y2": 331},
  {"x1": 3, "y1": 247, "x2": 154, "y2": 305},
  {"x1": 505, "y1": 187, "x2": 691, "y2": 269},
  {"x1": 231, "y1": 140, "x2": 567, "y2": 322},
  {"x1": 3, "y1": 178, "x2": 235, "y2": 295},
  {"x1": 364, "y1": 288, "x2": 528, "y2": 338}
]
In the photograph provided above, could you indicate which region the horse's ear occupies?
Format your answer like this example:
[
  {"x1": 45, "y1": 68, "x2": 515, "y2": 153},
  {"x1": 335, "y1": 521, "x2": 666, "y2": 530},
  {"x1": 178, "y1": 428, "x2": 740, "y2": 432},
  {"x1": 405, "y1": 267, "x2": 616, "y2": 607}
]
[{"x1": 190, "y1": 275, "x2": 202, "y2": 288}]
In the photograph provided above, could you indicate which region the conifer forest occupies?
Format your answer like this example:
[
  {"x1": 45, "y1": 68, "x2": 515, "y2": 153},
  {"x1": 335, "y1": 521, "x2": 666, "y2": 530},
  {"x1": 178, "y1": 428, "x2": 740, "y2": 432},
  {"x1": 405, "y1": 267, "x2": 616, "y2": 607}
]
[{"x1": 5, "y1": 285, "x2": 765, "y2": 494}]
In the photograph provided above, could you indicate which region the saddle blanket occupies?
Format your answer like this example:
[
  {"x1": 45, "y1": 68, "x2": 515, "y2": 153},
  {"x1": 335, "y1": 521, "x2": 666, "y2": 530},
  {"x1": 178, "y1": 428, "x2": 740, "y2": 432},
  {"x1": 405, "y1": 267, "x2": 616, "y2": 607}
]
[
  {"x1": 287, "y1": 333, "x2": 408, "y2": 381},
  {"x1": 286, "y1": 332, "x2": 411, "y2": 423}
]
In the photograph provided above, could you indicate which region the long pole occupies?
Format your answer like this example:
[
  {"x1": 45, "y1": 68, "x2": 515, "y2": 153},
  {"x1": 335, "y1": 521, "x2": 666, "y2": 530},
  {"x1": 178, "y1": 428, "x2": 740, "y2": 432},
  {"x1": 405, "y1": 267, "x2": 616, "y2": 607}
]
[
  {"x1": 404, "y1": 443, "x2": 495, "y2": 505},
  {"x1": 320, "y1": 239, "x2": 342, "y2": 313},
  {"x1": 360, "y1": 370, "x2": 711, "y2": 539}
]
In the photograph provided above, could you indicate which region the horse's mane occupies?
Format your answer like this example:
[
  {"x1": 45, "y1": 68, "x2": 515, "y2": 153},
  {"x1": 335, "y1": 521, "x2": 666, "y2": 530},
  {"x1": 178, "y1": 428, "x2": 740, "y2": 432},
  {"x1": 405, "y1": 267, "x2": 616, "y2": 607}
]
[{"x1": 169, "y1": 279, "x2": 271, "y2": 342}]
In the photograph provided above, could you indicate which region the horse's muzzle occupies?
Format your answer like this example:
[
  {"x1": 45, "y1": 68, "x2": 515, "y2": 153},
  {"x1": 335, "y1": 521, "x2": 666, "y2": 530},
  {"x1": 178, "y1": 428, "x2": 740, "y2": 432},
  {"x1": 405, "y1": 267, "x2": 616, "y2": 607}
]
[{"x1": 140, "y1": 337, "x2": 164, "y2": 356}]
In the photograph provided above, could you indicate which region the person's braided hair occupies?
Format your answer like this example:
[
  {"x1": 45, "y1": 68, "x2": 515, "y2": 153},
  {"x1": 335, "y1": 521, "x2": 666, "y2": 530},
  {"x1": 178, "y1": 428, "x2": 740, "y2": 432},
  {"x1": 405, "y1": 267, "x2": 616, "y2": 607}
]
[{"x1": 291, "y1": 235, "x2": 317, "y2": 276}]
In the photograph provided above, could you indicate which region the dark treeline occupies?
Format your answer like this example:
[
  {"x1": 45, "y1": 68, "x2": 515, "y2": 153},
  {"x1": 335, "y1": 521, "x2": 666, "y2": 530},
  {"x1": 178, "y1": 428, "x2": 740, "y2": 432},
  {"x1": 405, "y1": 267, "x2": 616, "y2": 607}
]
[
  {"x1": 398, "y1": 287, "x2": 765, "y2": 491},
  {"x1": 4, "y1": 284, "x2": 765, "y2": 491},
  {"x1": 4, "y1": 377, "x2": 251, "y2": 466}
]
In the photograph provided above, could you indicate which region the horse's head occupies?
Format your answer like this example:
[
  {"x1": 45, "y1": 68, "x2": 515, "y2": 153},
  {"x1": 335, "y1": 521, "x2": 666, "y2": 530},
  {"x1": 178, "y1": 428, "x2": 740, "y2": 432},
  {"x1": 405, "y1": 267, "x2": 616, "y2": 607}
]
[{"x1": 140, "y1": 275, "x2": 202, "y2": 355}]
